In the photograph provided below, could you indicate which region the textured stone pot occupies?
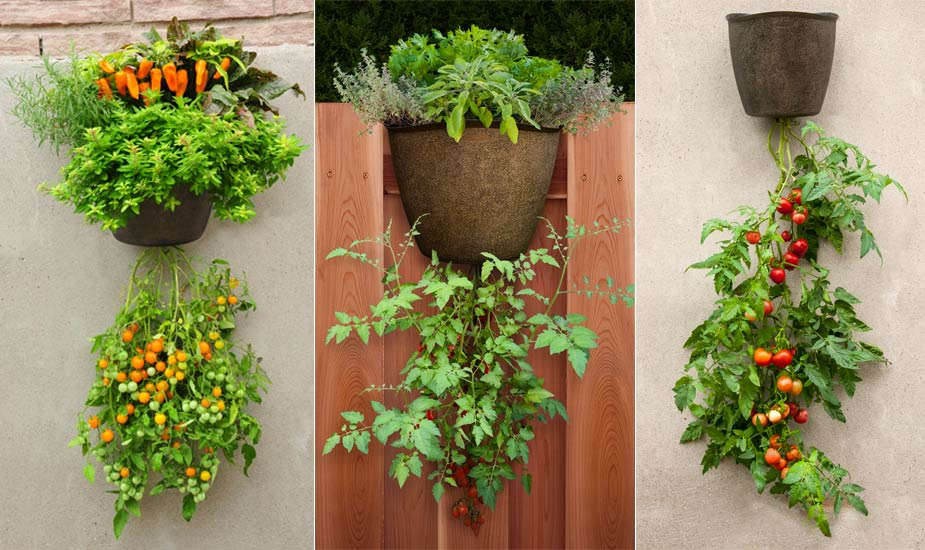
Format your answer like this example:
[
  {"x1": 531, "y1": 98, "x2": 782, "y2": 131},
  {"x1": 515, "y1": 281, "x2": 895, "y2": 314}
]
[
  {"x1": 388, "y1": 122, "x2": 560, "y2": 265},
  {"x1": 727, "y1": 11, "x2": 838, "y2": 118},
  {"x1": 112, "y1": 184, "x2": 212, "y2": 246}
]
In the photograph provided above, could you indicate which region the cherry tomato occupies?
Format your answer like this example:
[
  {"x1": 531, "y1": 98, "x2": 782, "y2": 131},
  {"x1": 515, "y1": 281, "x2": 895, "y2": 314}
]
[
  {"x1": 776, "y1": 198, "x2": 794, "y2": 215},
  {"x1": 763, "y1": 300, "x2": 773, "y2": 315},
  {"x1": 776, "y1": 376, "x2": 793, "y2": 393},
  {"x1": 764, "y1": 447, "x2": 781, "y2": 465},
  {"x1": 790, "y1": 238, "x2": 809, "y2": 257},
  {"x1": 790, "y1": 188, "x2": 802, "y2": 205},
  {"x1": 794, "y1": 409, "x2": 809, "y2": 424},
  {"x1": 751, "y1": 413, "x2": 768, "y2": 428},
  {"x1": 746, "y1": 231, "x2": 761, "y2": 245},
  {"x1": 772, "y1": 349, "x2": 793, "y2": 368},
  {"x1": 783, "y1": 252, "x2": 800, "y2": 270},
  {"x1": 781, "y1": 230, "x2": 792, "y2": 242},
  {"x1": 770, "y1": 268, "x2": 786, "y2": 284},
  {"x1": 753, "y1": 348, "x2": 773, "y2": 366},
  {"x1": 790, "y1": 380, "x2": 803, "y2": 396},
  {"x1": 768, "y1": 409, "x2": 783, "y2": 424},
  {"x1": 769, "y1": 434, "x2": 781, "y2": 450},
  {"x1": 781, "y1": 467, "x2": 790, "y2": 479},
  {"x1": 791, "y1": 211, "x2": 807, "y2": 225}
]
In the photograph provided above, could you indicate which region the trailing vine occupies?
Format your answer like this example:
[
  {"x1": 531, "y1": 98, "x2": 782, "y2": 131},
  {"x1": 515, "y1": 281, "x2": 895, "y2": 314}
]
[
  {"x1": 70, "y1": 248, "x2": 269, "y2": 538},
  {"x1": 322, "y1": 217, "x2": 632, "y2": 533},
  {"x1": 674, "y1": 119, "x2": 905, "y2": 536}
]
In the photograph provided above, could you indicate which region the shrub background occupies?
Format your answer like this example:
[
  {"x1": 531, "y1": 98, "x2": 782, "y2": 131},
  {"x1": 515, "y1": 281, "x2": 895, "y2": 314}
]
[{"x1": 315, "y1": 0, "x2": 634, "y2": 102}]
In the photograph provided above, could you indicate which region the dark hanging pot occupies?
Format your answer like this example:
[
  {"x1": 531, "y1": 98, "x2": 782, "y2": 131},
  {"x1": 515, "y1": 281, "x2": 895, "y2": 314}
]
[
  {"x1": 112, "y1": 184, "x2": 212, "y2": 246},
  {"x1": 388, "y1": 122, "x2": 560, "y2": 265},
  {"x1": 726, "y1": 11, "x2": 838, "y2": 118}
]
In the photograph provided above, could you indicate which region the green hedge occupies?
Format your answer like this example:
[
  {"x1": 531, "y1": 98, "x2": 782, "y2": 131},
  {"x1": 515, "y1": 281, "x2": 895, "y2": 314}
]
[{"x1": 316, "y1": 0, "x2": 634, "y2": 102}]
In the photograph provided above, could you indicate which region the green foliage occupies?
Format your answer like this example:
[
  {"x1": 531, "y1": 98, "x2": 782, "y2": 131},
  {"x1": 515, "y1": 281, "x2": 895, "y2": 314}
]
[
  {"x1": 676, "y1": 119, "x2": 905, "y2": 536},
  {"x1": 323, "y1": 217, "x2": 632, "y2": 518},
  {"x1": 333, "y1": 49, "x2": 428, "y2": 129},
  {"x1": 316, "y1": 0, "x2": 634, "y2": 102},
  {"x1": 71, "y1": 248, "x2": 268, "y2": 538},
  {"x1": 9, "y1": 19, "x2": 307, "y2": 232},
  {"x1": 7, "y1": 50, "x2": 120, "y2": 153},
  {"x1": 335, "y1": 24, "x2": 623, "y2": 142},
  {"x1": 44, "y1": 101, "x2": 303, "y2": 231}
]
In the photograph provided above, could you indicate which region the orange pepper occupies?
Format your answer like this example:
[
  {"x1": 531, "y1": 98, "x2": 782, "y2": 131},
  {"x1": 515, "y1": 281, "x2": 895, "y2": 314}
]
[
  {"x1": 114, "y1": 71, "x2": 127, "y2": 96},
  {"x1": 124, "y1": 66, "x2": 139, "y2": 99},
  {"x1": 213, "y1": 57, "x2": 231, "y2": 80},
  {"x1": 175, "y1": 69, "x2": 188, "y2": 98},
  {"x1": 96, "y1": 78, "x2": 112, "y2": 99},
  {"x1": 195, "y1": 59, "x2": 207, "y2": 93},
  {"x1": 150, "y1": 68, "x2": 162, "y2": 92},
  {"x1": 163, "y1": 62, "x2": 178, "y2": 92},
  {"x1": 99, "y1": 60, "x2": 116, "y2": 74},
  {"x1": 137, "y1": 59, "x2": 154, "y2": 79}
]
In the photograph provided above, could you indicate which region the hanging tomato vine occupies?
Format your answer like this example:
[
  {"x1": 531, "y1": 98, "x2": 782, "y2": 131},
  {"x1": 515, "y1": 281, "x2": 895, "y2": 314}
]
[{"x1": 674, "y1": 119, "x2": 905, "y2": 536}]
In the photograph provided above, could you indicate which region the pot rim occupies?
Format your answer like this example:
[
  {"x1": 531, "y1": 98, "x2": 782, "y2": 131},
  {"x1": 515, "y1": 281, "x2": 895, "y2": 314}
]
[
  {"x1": 386, "y1": 120, "x2": 562, "y2": 135},
  {"x1": 726, "y1": 11, "x2": 838, "y2": 22}
]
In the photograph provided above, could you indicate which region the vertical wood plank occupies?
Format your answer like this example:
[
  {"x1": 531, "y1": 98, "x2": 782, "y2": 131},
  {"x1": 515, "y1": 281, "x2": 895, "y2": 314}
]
[
  {"x1": 565, "y1": 106, "x2": 636, "y2": 550},
  {"x1": 509, "y1": 200, "x2": 568, "y2": 549},
  {"x1": 382, "y1": 191, "x2": 440, "y2": 549},
  {"x1": 315, "y1": 103, "x2": 386, "y2": 549}
]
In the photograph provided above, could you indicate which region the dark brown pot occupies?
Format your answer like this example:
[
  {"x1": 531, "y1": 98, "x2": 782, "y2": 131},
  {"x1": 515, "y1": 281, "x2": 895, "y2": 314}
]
[
  {"x1": 388, "y1": 122, "x2": 560, "y2": 265},
  {"x1": 727, "y1": 11, "x2": 838, "y2": 118},
  {"x1": 112, "y1": 185, "x2": 212, "y2": 246}
]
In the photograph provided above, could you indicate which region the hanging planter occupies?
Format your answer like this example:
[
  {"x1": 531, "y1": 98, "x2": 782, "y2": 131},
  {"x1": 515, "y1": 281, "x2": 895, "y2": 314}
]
[
  {"x1": 726, "y1": 11, "x2": 838, "y2": 118},
  {"x1": 335, "y1": 26, "x2": 624, "y2": 264},
  {"x1": 112, "y1": 185, "x2": 212, "y2": 246},
  {"x1": 9, "y1": 18, "x2": 305, "y2": 247},
  {"x1": 388, "y1": 122, "x2": 559, "y2": 264}
]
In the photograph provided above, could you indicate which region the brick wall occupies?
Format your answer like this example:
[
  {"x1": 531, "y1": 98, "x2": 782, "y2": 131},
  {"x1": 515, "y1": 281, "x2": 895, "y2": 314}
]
[{"x1": 0, "y1": 0, "x2": 314, "y2": 57}]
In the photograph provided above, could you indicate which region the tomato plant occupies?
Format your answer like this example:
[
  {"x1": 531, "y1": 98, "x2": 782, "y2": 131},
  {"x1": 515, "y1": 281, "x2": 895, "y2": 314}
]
[
  {"x1": 322, "y1": 217, "x2": 632, "y2": 534},
  {"x1": 69, "y1": 248, "x2": 269, "y2": 538},
  {"x1": 675, "y1": 119, "x2": 905, "y2": 536}
]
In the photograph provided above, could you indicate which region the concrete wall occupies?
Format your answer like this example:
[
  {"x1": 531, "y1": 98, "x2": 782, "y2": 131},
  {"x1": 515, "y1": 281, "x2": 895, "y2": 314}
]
[
  {"x1": 637, "y1": 2, "x2": 924, "y2": 547},
  {"x1": 0, "y1": 45, "x2": 314, "y2": 548}
]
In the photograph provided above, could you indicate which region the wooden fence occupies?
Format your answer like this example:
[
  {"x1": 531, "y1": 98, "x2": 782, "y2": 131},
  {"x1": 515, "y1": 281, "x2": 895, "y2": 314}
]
[{"x1": 315, "y1": 103, "x2": 635, "y2": 549}]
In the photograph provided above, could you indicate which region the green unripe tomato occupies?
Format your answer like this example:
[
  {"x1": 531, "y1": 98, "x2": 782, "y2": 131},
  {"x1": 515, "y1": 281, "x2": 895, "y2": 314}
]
[
  {"x1": 169, "y1": 377, "x2": 177, "y2": 386},
  {"x1": 127, "y1": 382, "x2": 138, "y2": 392},
  {"x1": 103, "y1": 465, "x2": 112, "y2": 474},
  {"x1": 188, "y1": 400, "x2": 198, "y2": 410},
  {"x1": 178, "y1": 362, "x2": 188, "y2": 370},
  {"x1": 118, "y1": 351, "x2": 129, "y2": 361},
  {"x1": 210, "y1": 405, "x2": 219, "y2": 414},
  {"x1": 94, "y1": 449, "x2": 106, "y2": 458},
  {"x1": 118, "y1": 383, "x2": 128, "y2": 393},
  {"x1": 217, "y1": 306, "x2": 226, "y2": 313},
  {"x1": 197, "y1": 406, "x2": 205, "y2": 414},
  {"x1": 149, "y1": 400, "x2": 160, "y2": 411},
  {"x1": 200, "y1": 483, "x2": 209, "y2": 492},
  {"x1": 215, "y1": 374, "x2": 226, "y2": 384},
  {"x1": 132, "y1": 476, "x2": 141, "y2": 485},
  {"x1": 226, "y1": 382, "x2": 237, "y2": 392},
  {"x1": 147, "y1": 367, "x2": 156, "y2": 376},
  {"x1": 135, "y1": 429, "x2": 144, "y2": 437},
  {"x1": 179, "y1": 486, "x2": 187, "y2": 494},
  {"x1": 190, "y1": 487, "x2": 200, "y2": 495},
  {"x1": 182, "y1": 402, "x2": 190, "y2": 413},
  {"x1": 195, "y1": 493, "x2": 205, "y2": 502},
  {"x1": 120, "y1": 482, "x2": 129, "y2": 492},
  {"x1": 235, "y1": 389, "x2": 245, "y2": 398},
  {"x1": 130, "y1": 391, "x2": 139, "y2": 401},
  {"x1": 187, "y1": 478, "x2": 196, "y2": 486},
  {"x1": 206, "y1": 372, "x2": 215, "y2": 381},
  {"x1": 215, "y1": 413, "x2": 223, "y2": 421},
  {"x1": 200, "y1": 413, "x2": 210, "y2": 423}
]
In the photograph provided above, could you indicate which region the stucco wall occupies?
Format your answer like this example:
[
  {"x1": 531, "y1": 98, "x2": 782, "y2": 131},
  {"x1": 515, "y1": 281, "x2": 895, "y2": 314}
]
[
  {"x1": 637, "y1": 1, "x2": 923, "y2": 547},
  {"x1": 0, "y1": 45, "x2": 314, "y2": 548}
]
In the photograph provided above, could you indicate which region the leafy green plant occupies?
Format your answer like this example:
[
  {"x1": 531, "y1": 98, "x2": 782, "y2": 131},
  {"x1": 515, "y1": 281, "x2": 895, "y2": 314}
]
[
  {"x1": 334, "y1": 25, "x2": 623, "y2": 143},
  {"x1": 70, "y1": 248, "x2": 268, "y2": 538},
  {"x1": 46, "y1": 100, "x2": 303, "y2": 230},
  {"x1": 322, "y1": 217, "x2": 633, "y2": 533},
  {"x1": 9, "y1": 19, "x2": 306, "y2": 231},
  {"x1": 675, "y1": 119, "x2": 905, "y2": 536}
]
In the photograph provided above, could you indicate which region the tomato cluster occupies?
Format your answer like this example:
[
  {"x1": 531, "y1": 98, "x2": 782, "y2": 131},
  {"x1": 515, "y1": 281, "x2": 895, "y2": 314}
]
[
  {"x1": 764, "y1": 434, "x2": 803, "y2": 480},
  {"x1": 448, "y1": 459, "x2": 487, "y2": 534},
  {"x1": 72, "y1": 252, "x2": 268, "y2": 537}
]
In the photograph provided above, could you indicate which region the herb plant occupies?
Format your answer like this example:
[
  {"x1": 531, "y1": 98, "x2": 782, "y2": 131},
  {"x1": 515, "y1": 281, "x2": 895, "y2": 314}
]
[
  {"x1": 322, "y1": 217, "x2": 633, "y2": 533},
  {"x1": 334, "y1": 26, "x2": 623, "y2": 143},
  {"x1": 8, "y1": 18, "x2": 305, "y2": 231},
  {"x1": 674, "y1": 119, "x2": 905, "y2": 536},
  {"x1": 70, "y1": 248, "x2": 269, "y2": 538}
]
